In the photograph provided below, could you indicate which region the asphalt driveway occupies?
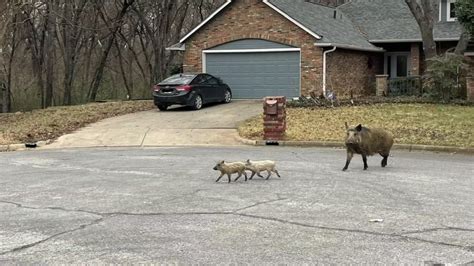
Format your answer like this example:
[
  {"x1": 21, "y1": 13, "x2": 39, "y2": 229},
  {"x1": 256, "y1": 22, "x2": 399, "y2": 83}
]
[
  {"x1": 0, "y1": 147, "x2": 473, "y2": 264},
  {"x1": 45, "y1": 100, "x2": 261, "y2": 149}
]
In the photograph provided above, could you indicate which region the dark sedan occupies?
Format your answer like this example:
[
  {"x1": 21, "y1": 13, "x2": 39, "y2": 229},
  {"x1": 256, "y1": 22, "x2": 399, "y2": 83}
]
[{"x1": 152, "y1": 73, "x2": 232, "y2": 111}]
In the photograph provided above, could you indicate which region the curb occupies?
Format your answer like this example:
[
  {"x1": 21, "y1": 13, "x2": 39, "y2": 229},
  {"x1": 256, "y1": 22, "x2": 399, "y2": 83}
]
[
  {"x1": 0, "y1": 140, "x2": 51, "y2": 152},
  {"x1": 235, "y1": 135, "x2": 474, "y2": 154}
]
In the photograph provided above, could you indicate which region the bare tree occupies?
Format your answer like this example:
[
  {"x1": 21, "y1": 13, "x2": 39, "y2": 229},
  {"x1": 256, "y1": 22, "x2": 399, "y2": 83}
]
[
  {"x1": 0, "y1": 0, "x2": 223, "y2": 111},
  {"x1": 405, "y1": 0, "x2": 438, "y2": 59},
  {"x1": 0, "y1": 1, "x2": 19, "y2": 113},
  {"x1": 44, "y1": 0, "x2": 57, "y2": 107},
  {"x1": 57, "y1": 0, "x2": 89, "y2": 105},
  {"x1": 88, "y1": 0, "x2": 135, "y2": 102}
]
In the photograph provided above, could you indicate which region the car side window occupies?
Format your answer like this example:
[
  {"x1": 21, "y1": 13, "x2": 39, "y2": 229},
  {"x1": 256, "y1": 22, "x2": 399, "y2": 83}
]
[
  {"x1": 191, "y1": 75, "x2": 205, "y2": 85},
  {"x1": 206, "y1": 77, "x2": 219, "y2": 85}
]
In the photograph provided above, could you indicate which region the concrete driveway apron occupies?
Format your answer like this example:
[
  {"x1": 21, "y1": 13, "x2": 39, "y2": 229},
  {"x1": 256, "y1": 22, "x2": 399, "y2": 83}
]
[{"x1": 44, "y1": 101, "x2": 261, "y2": 149}]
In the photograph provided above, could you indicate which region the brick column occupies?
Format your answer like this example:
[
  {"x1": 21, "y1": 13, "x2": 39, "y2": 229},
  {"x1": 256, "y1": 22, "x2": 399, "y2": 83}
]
[
  {"x1": 375, "y1": 75, "x2": 388, "y2": 96},
  {"x1": 410, "y1": 43, "x2": 421, "y2": 76},
  {"x1": 467, "y1": 76, "x2": 474, "y2": 102},
  {"x1": 263, "y1": 96, "x2": 286, "y2": 141},
  {"x1": 466, "y1": 55, "x2": 474, "y2": 101}
]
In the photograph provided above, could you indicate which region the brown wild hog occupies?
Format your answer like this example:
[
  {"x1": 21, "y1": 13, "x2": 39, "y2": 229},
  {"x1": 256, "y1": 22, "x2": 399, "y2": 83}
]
[
  {"x1": 245, "y1": 159, "x2": 281, "y2": 180},
  {"x1": 343, "y1": 123, "x2": 394, "y2": 171},
  {"x1": 213, "y1": 161, "x2": 248, "y2": 183}
]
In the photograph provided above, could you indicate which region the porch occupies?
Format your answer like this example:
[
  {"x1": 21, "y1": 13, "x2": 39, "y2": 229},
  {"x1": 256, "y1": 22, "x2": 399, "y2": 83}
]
[{"x1": 380, "y1": 43, "x2": 423, "y2": 96}]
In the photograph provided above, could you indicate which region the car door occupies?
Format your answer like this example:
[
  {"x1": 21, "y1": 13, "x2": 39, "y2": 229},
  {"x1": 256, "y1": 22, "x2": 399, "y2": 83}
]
[
  {"x1": 192, "y1": 75, "x2": 212, "y2": 101},
  {"x1": 203, "y1": 75, "x2": 221, "y2": 101}
]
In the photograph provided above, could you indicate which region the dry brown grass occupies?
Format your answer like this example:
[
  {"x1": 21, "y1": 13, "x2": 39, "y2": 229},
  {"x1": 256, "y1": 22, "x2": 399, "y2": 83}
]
[
  {"x1": 0, "y1": 101, "x2": 154, "y2": 145},
  {"x1": 238, "y1": 104, "x2": 474, "y2": 147}
]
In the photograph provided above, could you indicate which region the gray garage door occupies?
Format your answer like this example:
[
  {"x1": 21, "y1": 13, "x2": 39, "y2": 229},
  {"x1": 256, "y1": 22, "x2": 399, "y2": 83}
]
[{"x1": 205, "y1": 50, "x2": 300, "y2": 99}]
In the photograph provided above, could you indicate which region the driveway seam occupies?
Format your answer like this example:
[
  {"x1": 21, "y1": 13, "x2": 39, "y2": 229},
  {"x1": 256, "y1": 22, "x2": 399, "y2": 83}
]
[{"x1": 140, "y1": 127, "x2": 152, "y2": 147}]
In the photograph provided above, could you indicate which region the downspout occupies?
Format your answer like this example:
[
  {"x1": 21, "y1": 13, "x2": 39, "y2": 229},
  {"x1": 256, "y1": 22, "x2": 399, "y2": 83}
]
[{"x1": 322, "y1": 46, "x2": 337, "y2": 97}]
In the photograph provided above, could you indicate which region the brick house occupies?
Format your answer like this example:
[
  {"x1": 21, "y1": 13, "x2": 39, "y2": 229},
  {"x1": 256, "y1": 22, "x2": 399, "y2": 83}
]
[{"x1": 168, "y1": 0, "x2": 464, "y2": 99}]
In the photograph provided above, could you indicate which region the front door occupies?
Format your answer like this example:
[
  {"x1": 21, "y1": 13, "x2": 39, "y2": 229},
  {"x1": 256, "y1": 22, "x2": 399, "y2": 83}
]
[{"x1": 385, "y1": 52, "x2": 411, "y2": 79}]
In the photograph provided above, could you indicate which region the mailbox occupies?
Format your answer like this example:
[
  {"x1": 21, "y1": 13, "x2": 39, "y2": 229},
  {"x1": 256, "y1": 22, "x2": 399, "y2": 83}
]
[{"x1": 265, "y1": 99, "x2": 278, "y2": 115}]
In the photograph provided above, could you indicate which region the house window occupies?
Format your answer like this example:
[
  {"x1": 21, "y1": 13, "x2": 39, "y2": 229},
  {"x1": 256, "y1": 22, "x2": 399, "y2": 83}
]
[{"x1": 447, "y1": 0, "x2": 457, "y2": 21}]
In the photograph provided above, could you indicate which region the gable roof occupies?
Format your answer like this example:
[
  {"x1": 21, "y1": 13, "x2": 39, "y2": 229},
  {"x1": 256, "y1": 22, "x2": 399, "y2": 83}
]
[
  {"x1": 175, "y1": 0, "x2": 463, "y2": 52},
  {"x1": 339, "y1": 0, "x2": 463, "y2": 42},
  {"x1": 268, "y1": 0, "x2": 382, "y2": 51},
  {"x1": 180, "y1": 0, "x2": 323, "y2": 44}
]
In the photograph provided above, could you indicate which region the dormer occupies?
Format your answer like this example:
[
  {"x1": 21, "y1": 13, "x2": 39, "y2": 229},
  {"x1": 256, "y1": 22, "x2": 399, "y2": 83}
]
[{"x1": 440, "y1": 0, "x2": 457, "y2": 22}]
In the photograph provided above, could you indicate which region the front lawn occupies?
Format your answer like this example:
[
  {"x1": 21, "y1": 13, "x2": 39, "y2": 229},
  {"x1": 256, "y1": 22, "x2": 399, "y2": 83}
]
[
  {"x1": 0, "y1": 100, "x2": 154, "y2": 145},
  {"x1": 238, "y1": 104, "x2": 474, "y2": 147}
]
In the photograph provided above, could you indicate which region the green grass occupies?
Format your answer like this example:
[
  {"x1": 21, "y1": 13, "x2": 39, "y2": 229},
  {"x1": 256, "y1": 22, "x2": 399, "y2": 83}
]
[
  {"x1": 0, "y1": 100, "x2": 154, "y2": 145},
  {"x1": 238, "y1": 104, "x2": 474, "y2": 147}
]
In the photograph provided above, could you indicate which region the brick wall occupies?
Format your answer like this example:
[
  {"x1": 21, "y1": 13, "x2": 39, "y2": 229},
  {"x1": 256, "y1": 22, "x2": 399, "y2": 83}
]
[
  {"x1": 183, "y1": 0, "x2": 323, "y2": 96},
  {"x1": 326, "y1": 49, "x2": 384, "y2": 98}
]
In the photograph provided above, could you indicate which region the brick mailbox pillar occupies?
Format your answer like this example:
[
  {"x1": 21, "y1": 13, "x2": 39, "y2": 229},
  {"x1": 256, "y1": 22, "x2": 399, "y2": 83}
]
[{"x1": 263, "y1": 96, "x2": 286, "y2": 141}]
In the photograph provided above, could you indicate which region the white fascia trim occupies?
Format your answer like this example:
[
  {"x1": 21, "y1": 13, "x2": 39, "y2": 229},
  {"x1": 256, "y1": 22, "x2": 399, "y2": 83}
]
[
  {"x1": 315, "y1": 43, "x2": 385, "y2": 52},
  {"x1": 262, "y1": 0, "x2": 322, "y2": 40},
  {"x1": 203, "y1": 48, "x2": 301, "y2": 54},
  {"x1": 465, "y1": 52, "x2": 474, "y2": 56},
  {"x1": 180, "y1": 0, "x2": 232, "y2": 44},
  {"x1": 369, "y1": 38, "x2": 460, "y2": 43},
  {"x1": 165, "y1": 44, "x2": 186, "y2": 51}
]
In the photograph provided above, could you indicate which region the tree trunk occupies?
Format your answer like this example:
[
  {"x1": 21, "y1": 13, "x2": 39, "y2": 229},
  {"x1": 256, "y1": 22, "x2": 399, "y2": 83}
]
[
  {"x1": 455, "y1": 30, "x2": 470, "y2": 55},
  {"x1": 115, "y1": 39, "x2": 132, "y2": 99},
  {"x1": 24, "y1": 5, "x2": 46, "y2": 108},
  {"x1": 44, "y1": 0, "x2": 57, "y2": 108},
  {"x1": 62, "y1": 0, "x2": 88, "y2": 105},
  {"x1": 88, "y1": 0, "x2": 135, "y2": 102},
  {"x1": 1, "y1": 9, "x2": 18, "y2": 113},
  {"x1": 405, "y1": 0, "x2": 438, "y2": 59}
]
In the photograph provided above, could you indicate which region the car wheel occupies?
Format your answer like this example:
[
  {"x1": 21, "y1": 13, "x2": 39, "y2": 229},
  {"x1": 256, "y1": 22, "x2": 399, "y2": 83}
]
[
  {"x1": 157, "y1": 104, "x2": 168, "y2": 111},
  {"x1": 223, "y1": 90, "x2": 232, "y2": 103},
  {"x1": 192, "y1": 95, "x2": 203, "y2": 110}
]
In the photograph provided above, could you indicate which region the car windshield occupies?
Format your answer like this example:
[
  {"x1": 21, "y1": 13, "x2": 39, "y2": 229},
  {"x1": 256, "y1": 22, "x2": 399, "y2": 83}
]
[{"x1": 159, "y1": 74, "x2": 195, "y2": 85}]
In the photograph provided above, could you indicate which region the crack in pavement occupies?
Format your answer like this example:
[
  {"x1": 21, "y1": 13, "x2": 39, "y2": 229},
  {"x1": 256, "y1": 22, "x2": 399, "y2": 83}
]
[
  {"x1": 233, "y1": 197, "x2": 288, "y2": 212},
  {"x1": 0, "y1": 217, "x2": 104, "y2": 256},
  {"x1": 0, "y1": 200, "x2": 105, "y2": 217},
  {"x1": 401, "y1": 227, "x2": 474, "y2": 235},
  {"x1": 1, "y1": 199, "x2": 473, "y2": 256},
  {"x1": 233, "y1": 213, "x2": 473, "y2": 251}
]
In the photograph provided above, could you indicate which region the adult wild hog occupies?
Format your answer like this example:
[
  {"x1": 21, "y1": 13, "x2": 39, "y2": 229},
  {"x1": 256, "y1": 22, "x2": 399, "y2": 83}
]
[
  {"x1": 245, "y1": 159, "x2": 281, "y2": 180},
  {"x1": 213, "y1": 161, "x2": 248, "y2": 183},
  {"x1": 343, "y1": 123, "x2": 394, "y2": 171}
]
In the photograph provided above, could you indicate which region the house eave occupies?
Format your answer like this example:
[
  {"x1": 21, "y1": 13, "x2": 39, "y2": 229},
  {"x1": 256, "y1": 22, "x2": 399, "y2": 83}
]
[
  {"x1": 369, "y1": 38, "x2": 460, "y2": 43},
  {"x1": 166, "y1": 43, "x2": 186, "y2": 51},
  {"x1": 315, "y1": 43, "x2": 385, "y2": 52}
]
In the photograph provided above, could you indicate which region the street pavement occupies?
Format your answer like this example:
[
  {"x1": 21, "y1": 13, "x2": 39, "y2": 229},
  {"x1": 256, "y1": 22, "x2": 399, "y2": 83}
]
[
  {"x1": 0, "y1": 146, "x2": 473, "y2": 264},
  {"x1": 44, "y1": 100, "x2": 262, "y2": 149}
]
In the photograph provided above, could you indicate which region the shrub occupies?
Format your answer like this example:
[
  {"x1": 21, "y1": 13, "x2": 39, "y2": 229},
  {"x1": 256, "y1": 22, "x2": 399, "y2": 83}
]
[
  {"x1": 423, "y1": 53, "x2": 467, "y2": 101},
  {"x1": 456, "y1": 0, "x2": 474, "y2": 36}
]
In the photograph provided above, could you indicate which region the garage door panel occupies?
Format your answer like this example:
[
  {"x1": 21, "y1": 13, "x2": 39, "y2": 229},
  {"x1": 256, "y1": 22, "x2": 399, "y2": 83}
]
[{"x1": 206, "y1": 52, "x2": 300, "y2": 99}]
